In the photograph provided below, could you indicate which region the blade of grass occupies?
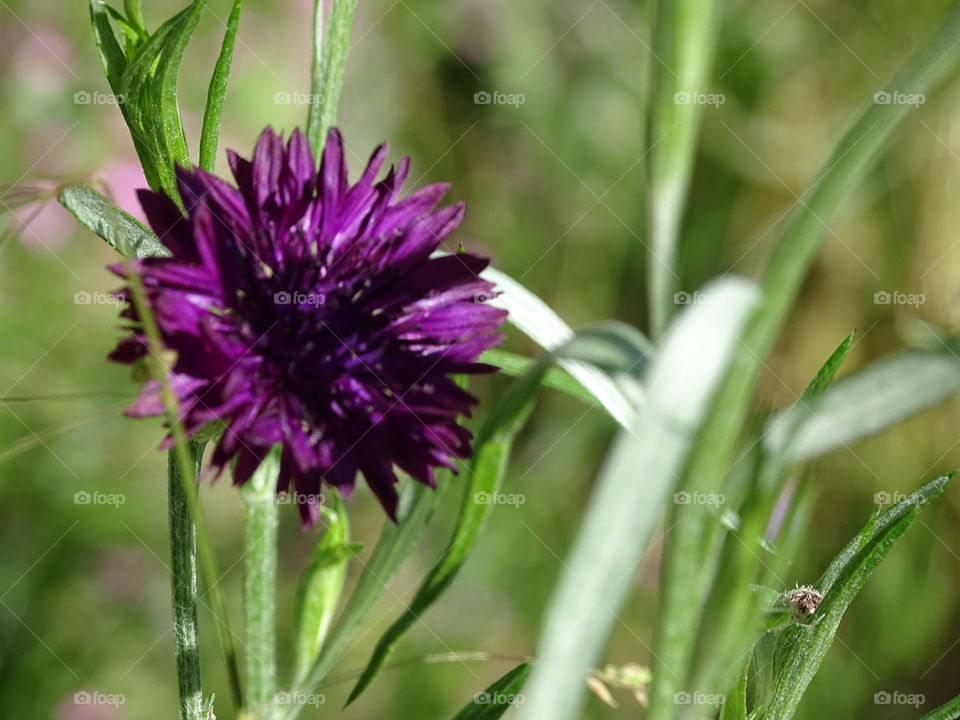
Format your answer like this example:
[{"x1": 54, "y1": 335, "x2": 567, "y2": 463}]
[
  {"x1": 484, "y1": 266, "x2": 640, "y2": 428},
  {"x1": 920, "y1": 694, "x2": 960, "y2": 720},
  {"x1": 517, "y1": 278, "x2": 759, "y2": 720},
  {"x1": 451, "y1": 663, "x2": 532, "y2": 720},
  {"x1": 306, "y1": 0, "x2": 359, "y2": 155},
  {"x1": 199, "y1": 0, "x2": 244, "y2": 172},
  {"x1": 646, "y1": 0, "x2": 722, "y2": 336},
  {"x1": 766, "y1": 348, "x2": 960, "y2": 463},
  {"x1": 646, "y1": 7, "x2": 960, "y2": 716}
]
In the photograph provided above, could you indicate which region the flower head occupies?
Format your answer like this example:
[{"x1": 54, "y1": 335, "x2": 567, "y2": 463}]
[{"x1": 110, "y1": 127, "x2": 506, "y2": 526}]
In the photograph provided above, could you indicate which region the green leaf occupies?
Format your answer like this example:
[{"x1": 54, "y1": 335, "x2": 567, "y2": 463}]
[
  {"x1": 719, "y1": 658, "x2": 749, "y2": 720},
  {"x1": 105, "y1": 1, "x2": 206, "y2": 200},
  {"x1": 479, "y1": 349, "x2": 596, "y2": 406},
  {"x1": 199, "y1": 0, "x2": 243, "y2": 172},
  {"x1": 483, "y1": 266, "x2": 640, "y2": 428},
  {"x1": 344, "y1": 364, "x2": 548, "y2": 705},
  {"x1": 306, "y1": 0, "x2": 359, "y2": 155},
  {"x1": 757, "y1": 473, "x2": 954, "y2": 720},
  {"x1": 90, "y1": 1, "x2": 128, "y2": 91},
  {"x1": 58, "y1": 185, "x2": 169, "y2": 259},
  {"x1": 646, "y1": 0, "x2": 722, "y2": 336},
  {"x1": 451, "y1": 664, "x2": 532, "y2": 720},
  {"x1": 646, "y1": 6, "x2": 960, "y2": 714},
  {"x1": 920, "y1": 694, "x2": 960, "y2": 720},
  {"x1": 799, "y1": 331, "x2": 855, "y2": 399},
  {"x1": 517, "y1": 278, "x2": 759, "y2": 720},
  {"x1": 285, "y1": 478, "x2": 444, "y2": 710},
  {"x1": 292, "y1": 490, "x2": 354, "y2": 683},
  {"x1": 687, "y1": 333, "x2": 855, "y2": 700},
  {"x1": 766, "y1": 349, "x2": 960, "y2": 463}
]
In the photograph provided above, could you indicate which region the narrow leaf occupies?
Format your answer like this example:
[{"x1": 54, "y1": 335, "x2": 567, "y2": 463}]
[
  {"x1": 58, "y1": 185, "x2": 169, "y2": 259},
  {"x1": 289, "y1": 478, "x2": 444, "y2": 702},
  {"x1": 307, "y1": 0, "x2": 359, "y2": 155},
  {"x1": 484, "y1": 266, "x2": 640, "y2": 428},
  {"x1": 758, "y1": 473, "x2": 954, "y2": 720},
  {"x1": 517, "y1": 278, "x2": 759, "y2": 720},
  {"x1": 920, "y1": 694, "x2": 960, "y2": 720},
  {"x1": 766, "y1": 349, "x2": 960, "y2": 463},
  {"x1": 292, "y1": 490, "x2": 353, "y2": 682},
  {"x1": 647, "y1": 0, "x2": 722, "y2": 336},
  {"x1": 451, "y1": 663, "x2": 532, "y2": 720},
  {"x1": 199, "y1": 0, "x2": 244, "y2": 172}
]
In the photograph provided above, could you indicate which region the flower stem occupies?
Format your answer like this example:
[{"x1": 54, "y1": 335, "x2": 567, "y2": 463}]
[
  {"x1": 168, "y1": 442, "x2": 205, "y2": 720},
  {"x1": 241, "y1": 450, "x2": 281, "y2": 717}
]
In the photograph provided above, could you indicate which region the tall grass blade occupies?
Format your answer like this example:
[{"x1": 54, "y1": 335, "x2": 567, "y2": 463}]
[
  {"x1": 517, "y1": 278, "x2": 759, "y2": 720},
  {"x1": 646, "y1": 0, "x2": 721, "y2": 336}
]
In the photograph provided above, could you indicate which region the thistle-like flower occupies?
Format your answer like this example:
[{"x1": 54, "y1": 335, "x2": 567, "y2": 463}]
[{"x1": 110, "y1": 127, "x2": 506, "y2": 526}]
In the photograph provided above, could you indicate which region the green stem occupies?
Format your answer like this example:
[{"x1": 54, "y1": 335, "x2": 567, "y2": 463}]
[
  {"x1": 241, "y1": 450, "x2": 281, "y2": 717},
  {"x1": 169, "y1": 443, "x2": 205, "y2": 720},
  {"x1": 126, "y1": 272, "x2": 244, "y2": 711},
  {"x1": 306, "y1": 0, "x2": 359, "y2": 155}
]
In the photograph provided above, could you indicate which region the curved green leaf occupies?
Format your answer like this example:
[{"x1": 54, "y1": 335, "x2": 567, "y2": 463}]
[
  {"x1": 758, "y1": 473, "x2": 954, "y2": 720},
  {"x1": 58, "y1": 185, "x2": 168, "y2": 258},
  {"x1": 518, "y1": 278, "x2": 759, "y2": 720},
  {"x1": 451, "y1": 664, "x2": 532, "y2": 720}
]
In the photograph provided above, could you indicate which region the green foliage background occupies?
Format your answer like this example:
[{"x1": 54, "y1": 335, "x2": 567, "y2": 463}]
[{"x1": 1, "y1": 0, "x2": 959, "y2": 718}]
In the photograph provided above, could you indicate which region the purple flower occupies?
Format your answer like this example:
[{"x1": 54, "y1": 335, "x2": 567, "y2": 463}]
[{"x1": 110, "y1": 127, "x2": 506, "y2": 526}]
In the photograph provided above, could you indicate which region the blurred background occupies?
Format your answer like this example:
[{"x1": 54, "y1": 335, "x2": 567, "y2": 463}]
[{"x1": 2, "y1": 0, "x2": 960, "y2": 717}]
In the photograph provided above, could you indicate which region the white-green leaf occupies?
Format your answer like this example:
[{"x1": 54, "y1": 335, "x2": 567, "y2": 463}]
[
  {"x1": 765, "y1": 350, "x2": 960, "y2": 463},
  {"x1": 517, "y1": 277, "x2": 760, "y2": 720},
  {"x1": 483, "y1": 267, "x2": 641, "y2": 428}
]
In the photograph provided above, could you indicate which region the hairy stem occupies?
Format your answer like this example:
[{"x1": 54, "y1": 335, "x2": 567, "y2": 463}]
[{"x1": 169, "y1": 443, "x2": 205, "y2": 720}]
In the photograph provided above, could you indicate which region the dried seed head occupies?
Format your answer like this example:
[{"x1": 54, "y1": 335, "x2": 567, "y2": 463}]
[{"x1": 781, "y1": 585, "x2": 823, "y2": 620}]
